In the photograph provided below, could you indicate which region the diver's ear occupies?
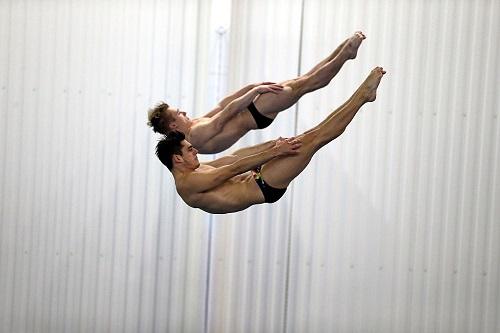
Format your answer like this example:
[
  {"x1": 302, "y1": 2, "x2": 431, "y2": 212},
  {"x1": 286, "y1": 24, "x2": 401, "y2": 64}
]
[
  {"x1": 169, "y1": 122, "x2": 177, "y2": 130},
  {"x1": 173, "y1": 154, "x2": 183, "y2": 164}
]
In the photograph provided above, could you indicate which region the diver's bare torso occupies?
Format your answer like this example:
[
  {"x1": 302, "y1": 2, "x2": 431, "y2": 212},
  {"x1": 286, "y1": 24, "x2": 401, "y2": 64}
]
[
  {"x1": 175, "y1": 164, "x2": 264, "y2": 214},
  {"x1": 187, "y1": 110, "x2": 258, "y2": 154}
]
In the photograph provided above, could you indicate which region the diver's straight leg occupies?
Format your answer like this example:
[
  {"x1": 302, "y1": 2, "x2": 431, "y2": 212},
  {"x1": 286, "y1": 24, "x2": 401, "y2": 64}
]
[
  {"x1": 304, "y1": 31, "x2": 365, "y2": 76},
  {"x1": 253, "y1": 33, "x2": 366, "y2": 119},
  {"x1": 260, "y1": 67, "x2": 386, "y2": 189}
]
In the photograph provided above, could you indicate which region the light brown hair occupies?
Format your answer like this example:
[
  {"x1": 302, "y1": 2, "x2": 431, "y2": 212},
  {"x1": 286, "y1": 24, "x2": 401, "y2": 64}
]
[{"x1": 147, "y1": 102, "x2": 173, "y2": 134}]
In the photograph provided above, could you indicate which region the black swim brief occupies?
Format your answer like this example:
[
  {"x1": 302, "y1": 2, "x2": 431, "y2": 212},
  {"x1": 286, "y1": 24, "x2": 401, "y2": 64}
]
[
  {"x1": 248, "y1": 101, "x2": 273, "y2": 129},
  {"x1": 252, "y1": 166, "x2": 287, "y2": 203}
]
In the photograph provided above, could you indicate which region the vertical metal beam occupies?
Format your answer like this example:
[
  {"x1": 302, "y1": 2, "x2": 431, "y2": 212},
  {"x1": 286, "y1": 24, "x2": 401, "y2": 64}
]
[{"x1": 283, "y1": 1, "x2": 306, "y2": 331}]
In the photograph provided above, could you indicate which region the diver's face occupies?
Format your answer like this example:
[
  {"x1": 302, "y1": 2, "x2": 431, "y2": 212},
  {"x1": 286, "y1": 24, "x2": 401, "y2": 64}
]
[
  {"x1": 167, "y1": 107, "x2": 191, "y2": 131},
  {"x1": 179, "y1": 140, "x2": 199, "y2": 169}
]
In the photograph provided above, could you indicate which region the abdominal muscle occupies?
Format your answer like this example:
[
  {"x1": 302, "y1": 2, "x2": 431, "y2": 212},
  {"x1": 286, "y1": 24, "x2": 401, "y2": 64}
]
[
  {"x1": 190, "y1": 172, "x2": 265, "y2": 214},
  {"x1": 196, "y1": 110, "x2": 258, "y2": 154}
]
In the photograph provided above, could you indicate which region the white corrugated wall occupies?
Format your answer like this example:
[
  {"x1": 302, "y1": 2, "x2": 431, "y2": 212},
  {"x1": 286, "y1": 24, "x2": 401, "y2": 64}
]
[
  {"x1": 1, "y1": 0, "x2": 499, "y2": 332},
  {"x1": 0, "y1": 0, "x2": 213, "y2": 332}
]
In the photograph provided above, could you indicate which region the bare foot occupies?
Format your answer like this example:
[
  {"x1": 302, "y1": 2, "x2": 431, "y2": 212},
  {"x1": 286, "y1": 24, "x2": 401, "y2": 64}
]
[
  {"x1": 343, "y1": 31, "x2": 366, "y2": 59},
  {"x1": 359, "y1": 66, "x2": 386, "y2": 102}
]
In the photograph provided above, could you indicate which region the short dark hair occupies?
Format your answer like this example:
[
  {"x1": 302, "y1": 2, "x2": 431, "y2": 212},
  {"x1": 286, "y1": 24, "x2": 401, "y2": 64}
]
[
  {"x1": 156, "y1": 131, "x2": 186, "y2": 170},
  {"x1": 147, "y1": 102, "x2": 173, "y2": 134}
]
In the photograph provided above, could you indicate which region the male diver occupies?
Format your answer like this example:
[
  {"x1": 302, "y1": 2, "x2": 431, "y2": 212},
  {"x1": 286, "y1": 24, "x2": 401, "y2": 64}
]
[
  {"x1": 155, "y1": 67, "x2": 385, "y2": 213},
  {"x1": 148, "y1": 32, "x2": 366, "y2": 154}
]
